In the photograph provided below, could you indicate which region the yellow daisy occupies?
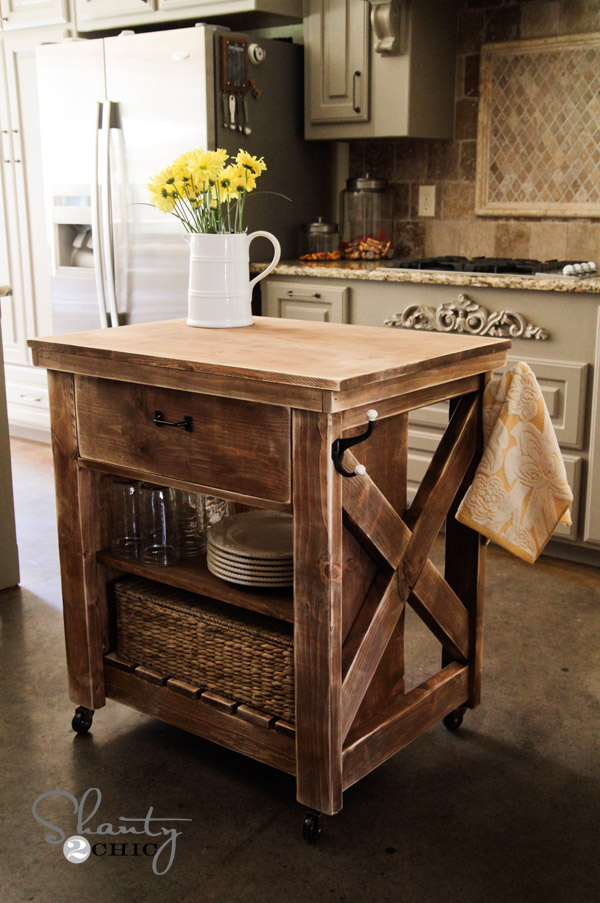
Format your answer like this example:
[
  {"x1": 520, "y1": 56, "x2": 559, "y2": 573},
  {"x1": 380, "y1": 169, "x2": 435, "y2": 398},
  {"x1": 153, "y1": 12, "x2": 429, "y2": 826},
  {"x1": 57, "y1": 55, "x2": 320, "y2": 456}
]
[
  {"x1": 186, "y1": 147, "x2": 228, "y2": 183},
  {"x1": 147, "y1": 168, "x2": 178, "y2": 213},
  {"x1": 236, "y1": 149, "x2": 267, "y2": 179}
]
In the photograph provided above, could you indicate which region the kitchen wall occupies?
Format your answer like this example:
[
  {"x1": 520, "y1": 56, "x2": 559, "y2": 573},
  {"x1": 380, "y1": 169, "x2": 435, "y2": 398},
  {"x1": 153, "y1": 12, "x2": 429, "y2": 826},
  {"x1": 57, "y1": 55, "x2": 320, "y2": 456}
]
[{"x1": 348, "y1": 0, "x2": 600, "y2": 260}]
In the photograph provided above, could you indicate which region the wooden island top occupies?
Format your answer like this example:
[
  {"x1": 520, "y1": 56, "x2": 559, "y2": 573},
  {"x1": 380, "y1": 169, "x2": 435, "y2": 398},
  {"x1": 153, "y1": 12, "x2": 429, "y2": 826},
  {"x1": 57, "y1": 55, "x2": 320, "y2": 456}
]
[{"x1": 29, "y1": 315, "x2": 511, "y2": 412}]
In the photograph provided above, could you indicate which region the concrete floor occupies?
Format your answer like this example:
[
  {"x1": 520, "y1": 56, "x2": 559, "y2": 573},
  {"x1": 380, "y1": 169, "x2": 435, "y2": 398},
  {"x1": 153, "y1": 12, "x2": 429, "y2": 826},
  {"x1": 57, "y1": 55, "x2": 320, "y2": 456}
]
[{"x1": 1, "y1": 437, "x2": 599, "y2": 903}]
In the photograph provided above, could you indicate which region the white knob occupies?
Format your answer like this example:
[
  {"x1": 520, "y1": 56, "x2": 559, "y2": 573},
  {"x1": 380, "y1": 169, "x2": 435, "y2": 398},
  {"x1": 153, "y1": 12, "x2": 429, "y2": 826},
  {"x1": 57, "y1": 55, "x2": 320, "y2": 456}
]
[
  {"x1": 573, "y1": 263, "x2": 583, "y2": 274},
  {"x1": 248, "y1": 43, "x2": 266, "y2": 64},
  {"x1": 172, "y1": 50, "x2": 190, "y2": 61},
  {"x1": 563, "y1": 264, "x2": 574, "y2": 275},
  {"x1": 581, "y1": 262, "x2": 590, "y2": 273},
  {"x1": 355, "y1": 463, "x2": 367, "y2": 476},
  {"x1": 367, "y1": 409, "x2": 379, "y2": 421},
  {"x1": 588, "y1": 261, "x2": 597, "y2": 271}
]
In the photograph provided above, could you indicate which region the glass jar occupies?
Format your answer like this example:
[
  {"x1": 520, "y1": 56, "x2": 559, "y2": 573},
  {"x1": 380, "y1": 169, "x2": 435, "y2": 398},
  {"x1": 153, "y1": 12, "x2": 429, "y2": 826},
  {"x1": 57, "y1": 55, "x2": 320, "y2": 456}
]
[
  {"x1": 298, "y1": 217, "x2": 340, "y2": 261},
  {"x1": 139, "y1": 483, "x2": 180, "y2": 567},
  {"x1": 110, "y1": 478, "x2": 142, "y2": 559},
  {"x1": 340, "y1": 177, "x2": 393, "y2": 260}
]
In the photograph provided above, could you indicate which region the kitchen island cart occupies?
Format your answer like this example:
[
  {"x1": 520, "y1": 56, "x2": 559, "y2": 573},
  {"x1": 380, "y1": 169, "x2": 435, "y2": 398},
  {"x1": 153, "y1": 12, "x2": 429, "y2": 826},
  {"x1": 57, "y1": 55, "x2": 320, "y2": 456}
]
[{"x1": 29, "y1": 317, "x2": 510, "y2": 838}]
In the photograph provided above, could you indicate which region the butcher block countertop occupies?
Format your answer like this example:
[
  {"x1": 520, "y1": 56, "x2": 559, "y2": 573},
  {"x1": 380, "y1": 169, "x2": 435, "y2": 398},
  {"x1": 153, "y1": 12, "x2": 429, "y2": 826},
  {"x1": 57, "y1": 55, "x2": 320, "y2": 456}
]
[
  {"x1": 251, "y1": 260, "x2": 600, "y2": 293},
  {"x1": 28, "y1": 316, "x2": 510, "y2": 411}
]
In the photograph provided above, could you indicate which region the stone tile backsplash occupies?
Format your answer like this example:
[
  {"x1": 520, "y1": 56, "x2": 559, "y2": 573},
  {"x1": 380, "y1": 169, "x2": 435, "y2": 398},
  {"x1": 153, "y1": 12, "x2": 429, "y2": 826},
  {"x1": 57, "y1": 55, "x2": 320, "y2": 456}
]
[{"x1": 348, "y1": 0, "x2": 600, "y2": 261}]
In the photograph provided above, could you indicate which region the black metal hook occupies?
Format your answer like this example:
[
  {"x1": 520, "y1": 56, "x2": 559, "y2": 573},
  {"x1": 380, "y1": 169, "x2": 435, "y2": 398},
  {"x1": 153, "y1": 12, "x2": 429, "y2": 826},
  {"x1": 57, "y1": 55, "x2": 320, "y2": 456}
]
[{"x1": 332, "y1": 410, "x2": 378, "y2": 478}]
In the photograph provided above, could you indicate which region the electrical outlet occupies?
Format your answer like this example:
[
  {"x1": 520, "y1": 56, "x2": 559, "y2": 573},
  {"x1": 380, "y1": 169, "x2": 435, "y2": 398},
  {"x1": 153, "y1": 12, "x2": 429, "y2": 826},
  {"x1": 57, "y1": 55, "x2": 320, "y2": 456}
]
[{"x1": 418, "y1": 185, "x2": 436, "y2": 217}]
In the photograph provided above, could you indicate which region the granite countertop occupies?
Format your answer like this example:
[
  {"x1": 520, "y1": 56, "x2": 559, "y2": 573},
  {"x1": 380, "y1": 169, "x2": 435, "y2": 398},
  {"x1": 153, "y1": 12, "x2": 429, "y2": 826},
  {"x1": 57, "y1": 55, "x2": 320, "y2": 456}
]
[{"x1": 251, "y1": 260, "x2": 600, "y2": 293}]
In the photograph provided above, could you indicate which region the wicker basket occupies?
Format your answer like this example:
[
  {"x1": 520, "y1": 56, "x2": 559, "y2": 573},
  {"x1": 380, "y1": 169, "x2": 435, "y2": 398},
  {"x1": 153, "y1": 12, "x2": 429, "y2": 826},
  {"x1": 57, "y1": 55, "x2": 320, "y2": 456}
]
[{"x1": 114, "y1": 577, "x2": 295, "y2": 722}]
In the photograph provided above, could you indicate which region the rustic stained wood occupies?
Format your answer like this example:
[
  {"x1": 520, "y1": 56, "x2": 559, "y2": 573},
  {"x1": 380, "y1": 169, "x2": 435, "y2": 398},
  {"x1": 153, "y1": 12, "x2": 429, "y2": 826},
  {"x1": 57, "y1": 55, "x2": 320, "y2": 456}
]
[
  {"x1": 103, "y1": 651, "x2": 136, "y2": 672},
  {"x1": 75, "y1": 375, "x2": 291, "y2": 504},
  {"x1": 47, "y1": 371, "x2": 105, "y2": 710},
  {"x1": 166, "y1": 678, "x2": 202, "y2": 699},
  {"x1": 444, "y1": 390, "x2": 487, "y2": 706},
  {"x1": 402, "y1": 392, "x2": 479, "y2": 586},
  {"x1": 33, "y1": 317, "x2": 508, "y2": 821},
  {"x1": 342, "y1": 663, "x2": 470, "y2": 790},
  {"x1": 105, "y1": 663, "x2": 296, "y2": 775},
  {"x1": 82, "y1": 459, "x2": 292, "y2": 514},
  {"x1": 97, "y1": 549, "x2": 294, "y2": 623},
  {"x1": 29, "y1": 317, "x2": 509, "y2": 405},
  {"x1": 135, "y1": 665, "x2": 168, "y2": 686},
  {"x1": 237, "y1": 705, "x2": 276, "y2": 729},
  {"x1": 348, "y1": 414, "x2": 407, "y2": 731},
  {"x1": 200, "y1": 691, "x2": 238, "y2": 714},
  {"x1": 293, "y1": 409, "x2": 344, "y2": 816}
]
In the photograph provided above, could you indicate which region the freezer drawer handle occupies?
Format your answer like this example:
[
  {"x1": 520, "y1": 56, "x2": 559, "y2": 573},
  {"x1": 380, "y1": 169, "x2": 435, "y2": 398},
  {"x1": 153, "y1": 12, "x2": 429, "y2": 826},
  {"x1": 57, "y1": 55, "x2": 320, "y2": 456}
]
[{"x1": 153, "y1": 410, "x2": 193, "y2": 432}]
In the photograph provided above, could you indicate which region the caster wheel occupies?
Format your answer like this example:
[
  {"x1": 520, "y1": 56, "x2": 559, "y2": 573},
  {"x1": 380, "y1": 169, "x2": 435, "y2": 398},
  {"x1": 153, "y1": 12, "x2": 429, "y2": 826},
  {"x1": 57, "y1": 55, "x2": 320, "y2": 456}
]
[
  {"x1": 72, "y1": 706, "x2": 94, "y2": 734},
  {"x1": 443, "y1": 707, "x2": 465, "y2": 731},
  {"x1": 302, "y1": 812, "x2": 321, "y2": 844}
]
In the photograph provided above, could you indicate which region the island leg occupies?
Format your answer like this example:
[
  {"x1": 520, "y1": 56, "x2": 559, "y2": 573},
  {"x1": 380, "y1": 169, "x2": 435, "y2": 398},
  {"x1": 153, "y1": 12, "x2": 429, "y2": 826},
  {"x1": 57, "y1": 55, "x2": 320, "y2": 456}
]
[
  {"x1": 47, "y1": 370, "x2": 105, "y2": 711},
  {"x1": 444, "y1": 381, "x2": 487, "y2": 710},
  {"x1": 292, "y1": 409, "x2": 344, "y2": 816}
]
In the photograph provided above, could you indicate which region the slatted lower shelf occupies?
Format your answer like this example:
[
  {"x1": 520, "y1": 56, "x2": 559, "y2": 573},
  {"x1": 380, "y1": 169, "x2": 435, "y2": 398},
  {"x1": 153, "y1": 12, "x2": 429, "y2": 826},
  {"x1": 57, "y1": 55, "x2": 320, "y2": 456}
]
[{"x1": 103, "y1": 654, "x2": 296, "y2": 775}]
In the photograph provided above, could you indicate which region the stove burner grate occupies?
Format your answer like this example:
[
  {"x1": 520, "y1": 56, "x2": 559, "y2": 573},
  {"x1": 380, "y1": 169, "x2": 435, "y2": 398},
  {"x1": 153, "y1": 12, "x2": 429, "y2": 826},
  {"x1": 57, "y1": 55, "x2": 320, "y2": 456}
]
[{"x1": 393, "y1": 256, "x2": 588, "y2": 275}]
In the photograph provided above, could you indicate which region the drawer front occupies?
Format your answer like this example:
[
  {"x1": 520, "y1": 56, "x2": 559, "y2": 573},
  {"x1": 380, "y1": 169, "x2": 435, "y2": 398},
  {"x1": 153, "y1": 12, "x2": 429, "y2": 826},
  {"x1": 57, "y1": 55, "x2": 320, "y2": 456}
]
[
  {"x1": 262, "y1": 279, "x2": 349, "y2": 323},
  {"x1": 75, "y1": 377, "x2": 291, "y2": 503}
]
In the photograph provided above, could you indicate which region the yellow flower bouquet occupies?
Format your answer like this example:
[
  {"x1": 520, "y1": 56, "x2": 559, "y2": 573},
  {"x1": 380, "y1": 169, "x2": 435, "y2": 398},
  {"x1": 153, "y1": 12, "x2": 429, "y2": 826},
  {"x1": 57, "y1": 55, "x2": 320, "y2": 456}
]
[{"x1": 147, "y1": 147, "x2": 267, "y2": 234}]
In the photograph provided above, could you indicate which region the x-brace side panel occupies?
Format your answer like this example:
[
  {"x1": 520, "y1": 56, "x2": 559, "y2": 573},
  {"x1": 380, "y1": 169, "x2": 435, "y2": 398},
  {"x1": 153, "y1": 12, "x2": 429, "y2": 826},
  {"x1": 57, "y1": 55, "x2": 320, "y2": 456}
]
[{"x1": 340, "y1": 391, "x2": 483, "y2": 747}]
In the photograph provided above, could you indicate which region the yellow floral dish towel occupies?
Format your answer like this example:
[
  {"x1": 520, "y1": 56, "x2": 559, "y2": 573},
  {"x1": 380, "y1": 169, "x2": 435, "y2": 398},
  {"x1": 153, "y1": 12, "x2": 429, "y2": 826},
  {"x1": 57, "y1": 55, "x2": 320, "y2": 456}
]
[{"x1": 455, "y1": 362, "x2": 572, "y2": 564}]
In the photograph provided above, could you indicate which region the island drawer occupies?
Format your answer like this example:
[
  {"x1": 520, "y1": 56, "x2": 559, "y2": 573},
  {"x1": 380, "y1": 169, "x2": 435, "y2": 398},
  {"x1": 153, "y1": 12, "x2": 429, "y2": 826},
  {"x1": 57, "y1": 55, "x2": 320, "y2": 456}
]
[{"x1": 74, "y1": 375, "x2": 291, "y2": 503}]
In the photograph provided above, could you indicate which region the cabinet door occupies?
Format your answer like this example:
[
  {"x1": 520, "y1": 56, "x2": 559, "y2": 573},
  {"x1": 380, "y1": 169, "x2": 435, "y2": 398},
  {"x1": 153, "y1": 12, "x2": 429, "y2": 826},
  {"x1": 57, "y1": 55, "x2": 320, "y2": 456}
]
[
  {"x1": 305, "y1": 0, "x2": 369, "y2": 124},
  {"x1": 262, "y1": 279, "x2": 348, "y2": 323},
  {"x1": 75, "y1": 0, "x2": 155, "y2": 28},
  {"x1": 0, "y1": 0, "x2": 68, "y2": 29},
  {"x1": 3, "y1": 29, "x2": 63, "y2": 342},
  {"x1": 0, "y1": 41, "x2": 28, "y2": 365},
  {"x1": 0, "y1": 25, "x2": 68, "y2": 375}
]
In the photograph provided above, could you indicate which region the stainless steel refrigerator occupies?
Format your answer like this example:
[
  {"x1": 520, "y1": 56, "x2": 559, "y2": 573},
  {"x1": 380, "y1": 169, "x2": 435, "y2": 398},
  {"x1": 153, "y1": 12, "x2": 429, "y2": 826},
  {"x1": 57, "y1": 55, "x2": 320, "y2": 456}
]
[{"x1": 36, "y1": 25, "x2": 330, "y2": 332}]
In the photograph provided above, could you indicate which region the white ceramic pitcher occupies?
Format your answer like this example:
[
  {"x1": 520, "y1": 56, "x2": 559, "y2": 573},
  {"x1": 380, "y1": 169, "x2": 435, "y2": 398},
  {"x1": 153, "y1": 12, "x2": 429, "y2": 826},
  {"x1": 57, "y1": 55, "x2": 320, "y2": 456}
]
[{"x1": 184, "y1": 231, "x2": 281, "y2": 328}]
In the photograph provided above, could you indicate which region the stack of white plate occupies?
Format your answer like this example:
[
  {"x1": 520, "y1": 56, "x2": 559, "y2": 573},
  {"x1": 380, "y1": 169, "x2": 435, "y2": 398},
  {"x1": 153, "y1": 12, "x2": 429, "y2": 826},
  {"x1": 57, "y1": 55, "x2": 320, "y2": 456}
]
[{"x1": 206, "y1": 510, "x2": 293, "y2": 587}]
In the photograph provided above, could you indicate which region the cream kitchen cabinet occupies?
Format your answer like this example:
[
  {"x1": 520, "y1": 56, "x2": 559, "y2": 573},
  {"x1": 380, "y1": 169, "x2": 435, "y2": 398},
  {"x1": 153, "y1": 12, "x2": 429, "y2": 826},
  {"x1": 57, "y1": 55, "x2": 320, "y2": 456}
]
[
  {"x1": 74, "y1": 0, "x2": 302, "y2": 32},
  {"x1": 74, "y1": 0, "x2": 155, "y2": 31},
  {"x1": 304, "y1": 0, "x2": 460, "y2": 140},
  {"x1": 0, "y1": 24, "x2": 67, "y2": 440},
  {"x1": 304, "y1": 0, "x2": 370, "y2": 125},
  {"x1": 0, "y1": 0, "x2": 68, "y2": 29}
]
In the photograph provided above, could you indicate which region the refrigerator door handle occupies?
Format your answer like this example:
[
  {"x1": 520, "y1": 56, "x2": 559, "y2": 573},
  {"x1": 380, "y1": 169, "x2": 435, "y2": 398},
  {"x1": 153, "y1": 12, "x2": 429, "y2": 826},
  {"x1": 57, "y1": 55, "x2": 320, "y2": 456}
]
[
  {"x1": 100, "y1": 99, "x2": 120, "y2": 329},
  {"x1": 91, "y1": 102, "x2": 109, "y2": 329}
]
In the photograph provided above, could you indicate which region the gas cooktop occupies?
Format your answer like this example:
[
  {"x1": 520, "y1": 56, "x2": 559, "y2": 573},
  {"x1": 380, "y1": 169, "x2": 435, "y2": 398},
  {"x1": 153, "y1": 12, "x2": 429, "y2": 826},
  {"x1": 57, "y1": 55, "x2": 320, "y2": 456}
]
[{"x1": 391, "y1": 256, "x2": 598, "y2": 276}]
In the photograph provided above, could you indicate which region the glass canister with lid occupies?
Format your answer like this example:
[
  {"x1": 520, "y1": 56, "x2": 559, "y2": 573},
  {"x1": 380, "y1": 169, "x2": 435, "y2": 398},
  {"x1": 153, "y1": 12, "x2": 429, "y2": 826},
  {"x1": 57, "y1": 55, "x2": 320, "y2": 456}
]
[
  {"x1": 298, "y1": 216, "x2": 340, "y2": 261},
  {"x1": 340, "y1": 176, "x2": 393, "y2": 260}
]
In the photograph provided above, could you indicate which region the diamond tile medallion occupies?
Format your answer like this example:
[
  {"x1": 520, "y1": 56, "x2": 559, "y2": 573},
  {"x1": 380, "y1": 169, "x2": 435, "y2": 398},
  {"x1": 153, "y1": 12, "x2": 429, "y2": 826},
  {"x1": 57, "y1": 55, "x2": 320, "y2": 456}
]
[{"x1": 475, "y1": 33, "x2": 600, "y2": 216}]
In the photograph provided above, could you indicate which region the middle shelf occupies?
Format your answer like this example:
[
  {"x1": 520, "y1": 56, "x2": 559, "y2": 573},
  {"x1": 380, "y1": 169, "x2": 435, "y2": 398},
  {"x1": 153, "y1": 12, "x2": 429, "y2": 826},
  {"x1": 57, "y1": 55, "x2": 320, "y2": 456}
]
[{"x1": 97, "y1": 549, "x2": 294, "y2": 623}]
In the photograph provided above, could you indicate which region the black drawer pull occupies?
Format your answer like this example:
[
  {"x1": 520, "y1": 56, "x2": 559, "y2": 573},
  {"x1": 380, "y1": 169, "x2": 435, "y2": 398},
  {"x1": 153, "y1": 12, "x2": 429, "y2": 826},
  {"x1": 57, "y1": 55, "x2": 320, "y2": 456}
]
[{"x1": 153, "y1": 410, "x2": 193, "y2": 432}]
